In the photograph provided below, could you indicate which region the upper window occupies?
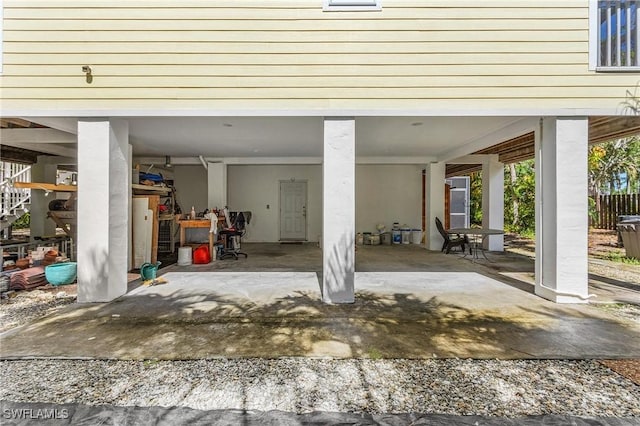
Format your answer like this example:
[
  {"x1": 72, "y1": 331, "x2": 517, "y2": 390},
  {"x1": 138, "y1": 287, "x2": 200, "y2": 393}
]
[
  {"x1": 591, "y1": 0, "x2": 640, "y2": 71},
  {"x1": 323, "y1": 0, "x2": 381, "y2": 11}
]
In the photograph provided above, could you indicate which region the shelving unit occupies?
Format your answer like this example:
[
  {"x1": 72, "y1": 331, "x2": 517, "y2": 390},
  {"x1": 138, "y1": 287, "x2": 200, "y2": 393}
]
[
  {"x1": 158, "y1": 186, "x2": 178, "y2": 253},
  {"x1": 15, "y1": 181, "x2": 77, "y2": 261},
  {"x1": 131, "y1": 184, "x2": 178, "y2": 254}
]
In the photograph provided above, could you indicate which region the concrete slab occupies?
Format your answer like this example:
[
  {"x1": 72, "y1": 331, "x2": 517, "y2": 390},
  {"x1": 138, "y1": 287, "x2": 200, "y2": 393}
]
[{"x1": 2, "y1": 243, "x2": 639, "y2": 360}]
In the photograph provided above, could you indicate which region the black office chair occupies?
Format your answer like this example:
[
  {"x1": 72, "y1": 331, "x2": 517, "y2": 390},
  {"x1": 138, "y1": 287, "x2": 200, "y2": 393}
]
[
  {"x1": 435, "y1": 217, "x2": 468, "y2": 254},
  {"x1": 218, "y1": 211, "x2": 249, "y2": 260}
]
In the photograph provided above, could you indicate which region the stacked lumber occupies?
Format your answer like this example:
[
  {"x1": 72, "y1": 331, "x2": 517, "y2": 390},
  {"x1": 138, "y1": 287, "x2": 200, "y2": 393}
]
[{"x1": 9, "y1": 266, "x2": 47, "y2": 290}]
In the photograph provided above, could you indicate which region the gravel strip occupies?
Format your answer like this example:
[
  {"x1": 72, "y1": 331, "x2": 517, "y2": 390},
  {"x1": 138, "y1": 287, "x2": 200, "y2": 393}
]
[
  {"x1": 0, "y1": 289, "x2": 76, "y2": 333},
  {"x1": 590, "y1": 303, "x2": 640, "y2": 323},
  {"x1": 589, "y1": 261, "x2": 640, "y2": 287},
  {"x1": 1, "y1": 359, "x2": 638, "y2": 417}
]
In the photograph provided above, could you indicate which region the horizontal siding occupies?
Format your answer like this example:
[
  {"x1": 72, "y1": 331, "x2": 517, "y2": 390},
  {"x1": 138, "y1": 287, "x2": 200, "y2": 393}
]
[
  {"x1": 1, "y1": 0, "x2": 639, "y2": 112},
  {"x1": 2, "y1": 31, "x2": 589, "y2": 43},
  {"x1": 3, "y1": 6, "x2": 587, "y2": 20},
  {"x1": 0, "y1": 64, "x2": 599, "y2": 76},
  {"x1": 1, "y1": 87, "x2": 632, "y2": 99},
  {"x1": 2, "y1": 53, "x2": 589, "y2": 65},
  {"x1": 4, "y1": 41, "x2": 588, "y2": 54},
  {"x1": 4, "y1": 19, "x2": 587, "y2": 31},
  {"x1": 4, "y1": 76, "x2": 624, "y2": 88}
]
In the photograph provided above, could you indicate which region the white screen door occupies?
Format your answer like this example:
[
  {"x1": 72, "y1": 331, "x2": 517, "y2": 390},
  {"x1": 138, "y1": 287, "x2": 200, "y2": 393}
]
[
  {"x1": 280, "y1": 181, "x2": 307, "y2": 241},
  {"x1": 447, "y1": 176, "x2": 470, "y2": 229}
]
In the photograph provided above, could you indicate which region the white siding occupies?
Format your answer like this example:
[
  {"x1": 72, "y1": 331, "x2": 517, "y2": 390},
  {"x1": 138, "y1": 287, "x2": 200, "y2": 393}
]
[{"x1": 1, "y1": 0, "x2": 636, "y2": 112}]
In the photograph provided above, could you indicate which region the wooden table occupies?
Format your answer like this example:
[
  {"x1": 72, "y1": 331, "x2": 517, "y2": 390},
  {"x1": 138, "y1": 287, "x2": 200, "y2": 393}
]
[
  {"x1": 176, "y1": 219, "x2": 215, "y2": 260},
  {"x1": 176, "y1": 219, "x2": 215, "y2": 259}
]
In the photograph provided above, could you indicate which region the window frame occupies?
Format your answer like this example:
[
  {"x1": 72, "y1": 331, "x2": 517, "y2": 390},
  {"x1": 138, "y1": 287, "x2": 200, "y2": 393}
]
[
  {"x1": 323, "y1": 0, "x2": 381, "y2": 12},
  {"x1": 589, "y1": 0, "x2": 640, "y2": 72}
]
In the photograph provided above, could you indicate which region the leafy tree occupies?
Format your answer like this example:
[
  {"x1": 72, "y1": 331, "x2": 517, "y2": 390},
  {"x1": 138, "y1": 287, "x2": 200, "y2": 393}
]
[
  {"x1": 469, "y1": 171, "x2": 482, "y2": 226},
  {"x1": 468, "y1": 136, "x2": 639, "y2": 236},
  {"x1": 588, "y1": 136, "x2": 640, "y2": 195},
  {"x1": 504, "y1": 159, "x2": 535, "y2": 234},
  {"x1": 469, "y1": 159, "x2": 536, "y2": 234}
]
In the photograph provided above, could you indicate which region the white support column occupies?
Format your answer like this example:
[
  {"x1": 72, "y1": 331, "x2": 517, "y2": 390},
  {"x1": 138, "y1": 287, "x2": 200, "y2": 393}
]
[
  {"x1": 322, "y1": 117, "x2": 355, "y2": 304},
  {"x1": 29, "y1": 156, "x2": 57, "y2": 239},
  {"x1": 535, "y1": 117, "x2": 589, "y2": 303},
  {"x1": 128, "y1": 144, "x2": 133, "y2": 270},
  {"x1": 77, "y1": 119, "x2": 130, "y2": 303},
  {"x1": 482, "y1": 155, "x2": 504, "y2": 251},
  {"x1": 425, "y1": 162, "x2": 446, "y2": 251},
  {"x1": 207, "y1": 162, "x2": 227, "y2": 210}
]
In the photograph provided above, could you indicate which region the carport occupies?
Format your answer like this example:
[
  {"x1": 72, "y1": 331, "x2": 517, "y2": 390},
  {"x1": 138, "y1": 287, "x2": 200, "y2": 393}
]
[{"x1": 3, "y1": 115, "x2": 640, "y2": 305}]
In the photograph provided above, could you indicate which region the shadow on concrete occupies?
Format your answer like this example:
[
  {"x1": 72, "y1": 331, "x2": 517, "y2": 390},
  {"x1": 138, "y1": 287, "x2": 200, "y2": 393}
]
[{"x1": 2, "y1": 278, "x2": 638, "y2": 360}]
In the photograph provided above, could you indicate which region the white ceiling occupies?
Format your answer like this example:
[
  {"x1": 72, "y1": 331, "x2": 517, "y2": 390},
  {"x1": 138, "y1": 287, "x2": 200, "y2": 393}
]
[{"x1": 23, "y1": 116, "x2": 522, "y2": 160}]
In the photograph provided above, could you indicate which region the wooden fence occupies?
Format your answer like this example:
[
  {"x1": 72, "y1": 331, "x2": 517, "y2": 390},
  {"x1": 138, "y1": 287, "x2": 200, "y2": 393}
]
[{"x1": 591, "y1": 193, "x2": 640, "y2": 230}]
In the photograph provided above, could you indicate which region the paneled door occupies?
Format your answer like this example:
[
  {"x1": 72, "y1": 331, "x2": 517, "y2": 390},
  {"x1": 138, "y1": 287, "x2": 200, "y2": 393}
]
[{"x1": 279, "y1": 181, "x2": 307, "y2": 241}]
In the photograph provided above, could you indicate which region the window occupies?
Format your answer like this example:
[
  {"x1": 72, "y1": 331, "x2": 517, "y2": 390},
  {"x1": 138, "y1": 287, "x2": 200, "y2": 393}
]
[
  {"x1": 591, "y1": 0, "x2": 640, "y2": 70},
  {"x1": 323, "y1": 0, "x2": 381, "y2": 12}
]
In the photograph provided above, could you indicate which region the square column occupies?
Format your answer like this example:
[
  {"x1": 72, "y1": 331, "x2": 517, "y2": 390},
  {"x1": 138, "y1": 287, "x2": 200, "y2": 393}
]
[
  {"x1": 29, "y1": 156, "x2": 58, "y2": 239},
  {"x1": 482, "y1": 155, "x2": 504, "y2": 251},
  {"x1": 425, "y1": 162, "x2": 446, "y2": 251},
  {"x1": 322, "y1": 117, "x2": 355, "y2": 303},
  {"x1": 535, "y1": 117, "x2": 589, "y2": 303},
  {"x1": 207, "y1": 162, "x2": 227, "y2": 210},
  {"x1": 77, "y1": 119, "x2": 130, "y2": 303}
]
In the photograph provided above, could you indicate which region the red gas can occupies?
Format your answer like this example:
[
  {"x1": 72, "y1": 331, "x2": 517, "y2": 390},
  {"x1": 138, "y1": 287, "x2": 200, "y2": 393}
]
[{"x1": 193, "y1": 245, "x2": 211, "y2": 264}]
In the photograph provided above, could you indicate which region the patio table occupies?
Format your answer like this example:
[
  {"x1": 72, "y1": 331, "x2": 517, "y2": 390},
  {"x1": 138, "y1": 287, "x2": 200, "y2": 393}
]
[{"x1": 446, "y1": 227, "x2": 504, "y2": 262}]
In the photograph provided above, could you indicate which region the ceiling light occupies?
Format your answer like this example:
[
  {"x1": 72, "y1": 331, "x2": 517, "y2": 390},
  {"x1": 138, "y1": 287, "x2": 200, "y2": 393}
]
[
  {"x1": 411, "y1": 122, "x2": 423, "y2": 127},
  {"x1": 165, "y1": 155, "x2": 172, "y2": 168},
  {"x1": 223, "y1": 123, "x2": 233, "y2": 127}
]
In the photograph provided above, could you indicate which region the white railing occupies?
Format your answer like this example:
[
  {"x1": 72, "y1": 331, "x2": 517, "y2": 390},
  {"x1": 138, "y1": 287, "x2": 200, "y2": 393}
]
[
  {"x1": 598, "y1": 1, "x2": 640, "y2": 68},
  {"x1": 1, "y1": 161, "x2": 32, "y2": 218}
]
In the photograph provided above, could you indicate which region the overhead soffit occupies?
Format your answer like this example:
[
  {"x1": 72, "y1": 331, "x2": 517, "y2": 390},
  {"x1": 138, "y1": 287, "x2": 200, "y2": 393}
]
[
  {"x1": 0, "y1": 116, "x2": 640, "y2": 171},
  {"x1": 445, "y1": 116, "x2": 640, "y2": 177}
]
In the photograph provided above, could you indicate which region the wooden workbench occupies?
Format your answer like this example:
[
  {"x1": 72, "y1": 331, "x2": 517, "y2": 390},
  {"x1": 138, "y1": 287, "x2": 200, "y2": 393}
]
[{"x1": 176, "y1": 218, "x2": 222, "y2": 261}]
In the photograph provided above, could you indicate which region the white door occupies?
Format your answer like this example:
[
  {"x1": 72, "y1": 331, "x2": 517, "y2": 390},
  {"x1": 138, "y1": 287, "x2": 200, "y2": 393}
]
[
  {"x1": 280, "y1": 181, "x2": 307, "y2": 241},
  {"x1": 447, "y1": 176, "x2": 470, "y2": 229}
]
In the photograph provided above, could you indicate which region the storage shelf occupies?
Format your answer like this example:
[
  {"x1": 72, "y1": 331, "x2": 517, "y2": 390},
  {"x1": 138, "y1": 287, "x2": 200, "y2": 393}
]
[
  {"x1": 132, "y1": 184, "x2": 177, "y2": 255},
  {"x1": 131, "y1": 184, "x2": 171, "y2": 194}
]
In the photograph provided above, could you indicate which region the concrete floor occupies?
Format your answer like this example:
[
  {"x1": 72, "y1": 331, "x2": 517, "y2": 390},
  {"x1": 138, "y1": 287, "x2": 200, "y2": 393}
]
[{"x1": 1, "y1": 243, "x2": 639, "y2": 360}]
